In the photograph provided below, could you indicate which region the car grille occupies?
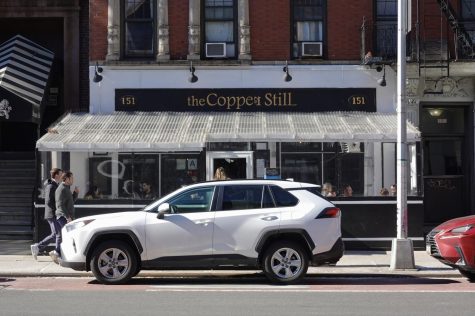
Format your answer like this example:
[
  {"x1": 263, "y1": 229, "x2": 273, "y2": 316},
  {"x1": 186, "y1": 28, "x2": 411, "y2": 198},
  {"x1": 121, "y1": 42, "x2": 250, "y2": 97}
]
[{"x1": 426, "y1": 230, "x2": 440, "y2": 256}]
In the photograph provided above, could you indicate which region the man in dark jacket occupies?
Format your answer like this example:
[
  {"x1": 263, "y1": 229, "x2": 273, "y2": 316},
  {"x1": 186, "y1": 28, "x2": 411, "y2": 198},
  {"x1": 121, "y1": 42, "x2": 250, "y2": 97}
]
[
  {"x1": 50, "y1": 170, "x2": 79, "y2": 264},
  {"x1": 31, "y1": 168, "x2": 62, "y2": 260}
]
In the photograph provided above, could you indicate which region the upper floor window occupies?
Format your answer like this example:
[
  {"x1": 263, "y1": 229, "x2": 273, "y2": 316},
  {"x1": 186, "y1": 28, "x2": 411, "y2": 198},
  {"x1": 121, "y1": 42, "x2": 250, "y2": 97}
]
[
  {"x1": 292, "y1": 0, "x2": 325, "y2": 58},
  {"x1": 461, "y1": 0, "x2": 475, "y2": 45},
  {"x1": 203, "y1": 0, "x2": 237, "y2": 59},
  {"x1": 461, "y1": 0, "x2": 475, "y2": 20},
  {"x1": 374, "y1": 0, "x2": 397, "y2": 59},
  {"x1": 122, "y1": 0, "x2": 156, "y2": 58}
]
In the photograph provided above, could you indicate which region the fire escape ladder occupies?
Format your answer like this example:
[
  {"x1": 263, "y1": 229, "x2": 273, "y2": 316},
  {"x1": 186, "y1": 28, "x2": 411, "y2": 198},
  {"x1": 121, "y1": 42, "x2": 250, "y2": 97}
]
[
  {"x1": 419, "y1": 0, "x2": 450, "y2": 77},
  {"x1": 437, "y1": 0, "x2": 475, "y2": 58}
]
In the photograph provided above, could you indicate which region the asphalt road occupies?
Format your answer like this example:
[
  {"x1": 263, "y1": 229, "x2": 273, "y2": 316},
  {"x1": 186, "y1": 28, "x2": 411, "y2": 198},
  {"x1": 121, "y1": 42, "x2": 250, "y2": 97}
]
[{"x1": 1, "y1": 276, "x2": 474, "y2": 316}]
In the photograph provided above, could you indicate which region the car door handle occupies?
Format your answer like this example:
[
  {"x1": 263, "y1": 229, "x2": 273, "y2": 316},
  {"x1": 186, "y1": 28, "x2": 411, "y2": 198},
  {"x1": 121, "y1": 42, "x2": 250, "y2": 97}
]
[
  {"x1": 194, "y1": 220, "x2": 212, "y2": 226},
  {"x1": 260, "y1": 216, "x2": 279, "y2": 221}
]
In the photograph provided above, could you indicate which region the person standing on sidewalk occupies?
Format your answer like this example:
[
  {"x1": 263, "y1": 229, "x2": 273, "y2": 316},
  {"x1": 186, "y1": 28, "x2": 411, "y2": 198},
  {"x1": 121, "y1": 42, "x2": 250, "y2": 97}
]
[
  {"x1": 30, "y1": 168, "x2": 62, "y2": 260},
  {"x1": 50, "y1": 170, "x2": 79, "y2": 264}
]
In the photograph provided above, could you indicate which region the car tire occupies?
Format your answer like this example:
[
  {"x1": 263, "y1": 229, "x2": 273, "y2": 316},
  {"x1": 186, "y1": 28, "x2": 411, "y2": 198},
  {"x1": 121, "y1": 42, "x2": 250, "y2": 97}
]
[
  {"x1": 263, "y1": 240, "x2": 308, "y2": 284},
  {"x1": 90, "y1": 240, "x2": 138, "y2": 285},
  {"x1": 458, "y1": 268, "x2": 475, "y2": 282}
]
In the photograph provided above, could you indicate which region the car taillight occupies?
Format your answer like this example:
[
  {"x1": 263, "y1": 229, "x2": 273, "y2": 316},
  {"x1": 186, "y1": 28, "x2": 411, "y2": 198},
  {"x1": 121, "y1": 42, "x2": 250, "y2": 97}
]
[{"x1": 316, "y1": 207, "x2": 341, "y2": 219}]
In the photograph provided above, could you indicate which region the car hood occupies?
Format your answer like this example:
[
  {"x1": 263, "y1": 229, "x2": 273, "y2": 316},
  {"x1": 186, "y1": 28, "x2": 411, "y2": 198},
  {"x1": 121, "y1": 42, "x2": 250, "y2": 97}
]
[
  {"x1": 72, "y1": 211, "x2": 146, "y2": 223},
  {"x1": 434, "y1": 215, "x2": 475, "y2": 231}
]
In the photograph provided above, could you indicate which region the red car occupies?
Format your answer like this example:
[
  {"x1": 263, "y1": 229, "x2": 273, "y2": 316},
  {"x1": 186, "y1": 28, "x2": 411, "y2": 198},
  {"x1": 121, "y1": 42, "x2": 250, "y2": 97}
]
[{"x1": 427, "y1": 215, "x2": 475, "y2": 281}]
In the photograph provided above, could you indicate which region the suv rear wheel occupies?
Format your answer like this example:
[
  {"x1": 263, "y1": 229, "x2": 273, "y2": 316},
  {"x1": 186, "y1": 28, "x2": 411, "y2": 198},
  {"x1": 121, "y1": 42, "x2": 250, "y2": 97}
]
[
  {"x1": 263, "y1": 240, "x2": 308, "y2": 284},
  {"x1": 90, "y1": 240, "x2": 138, "y2": 285}
]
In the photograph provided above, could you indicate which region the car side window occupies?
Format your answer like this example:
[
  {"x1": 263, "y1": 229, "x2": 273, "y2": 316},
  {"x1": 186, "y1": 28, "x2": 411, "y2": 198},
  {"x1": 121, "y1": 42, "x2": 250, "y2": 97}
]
[
  {"x1": 270, "y1": 185, "x2": 299, "y2": 207},
  {"x1": 220, "y1": 185, "x2": 264, "y2": 211},
  {"x1": 167, "y1": 186, "x2": 215, "y2": 214},
  {"x1": 262, "y1": 186, "x2": 275, "y2": 208}
]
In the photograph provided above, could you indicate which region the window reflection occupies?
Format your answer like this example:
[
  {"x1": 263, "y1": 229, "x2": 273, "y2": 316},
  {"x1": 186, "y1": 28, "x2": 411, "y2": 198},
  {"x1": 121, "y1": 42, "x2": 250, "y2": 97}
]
[{"x1": 118, "y1": 154, "x2": 158, "y2": 200}]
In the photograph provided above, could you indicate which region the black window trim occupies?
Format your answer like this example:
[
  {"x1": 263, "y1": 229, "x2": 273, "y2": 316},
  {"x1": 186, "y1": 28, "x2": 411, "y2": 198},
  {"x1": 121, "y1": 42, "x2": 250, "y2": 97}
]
[
  {"x1": 201, "y1": 0, "x2": 238, "y2": 60},
  {"x1": 120, "y1": 0, "x2": 157, "y2": 59},
  {"x1": 290, "y1": 0, "x2": 327, "y2": 59}
]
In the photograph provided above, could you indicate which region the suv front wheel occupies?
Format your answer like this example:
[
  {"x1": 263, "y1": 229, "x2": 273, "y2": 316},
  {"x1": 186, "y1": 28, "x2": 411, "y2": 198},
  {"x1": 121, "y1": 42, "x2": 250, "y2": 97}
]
[
  {"x1": 263, "y1": 240, "x2": 309, "y2": 284},
  {"x1": 90, "y1": 240, "x2": 138, "y2": 285}
]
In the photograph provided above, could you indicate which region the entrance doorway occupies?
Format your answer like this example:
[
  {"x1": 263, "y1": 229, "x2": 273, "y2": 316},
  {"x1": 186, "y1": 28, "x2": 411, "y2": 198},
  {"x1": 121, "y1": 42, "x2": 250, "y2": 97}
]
[
  {"x1": 420, "y1": 105, "x2": 472, "y2": 225},
  {"x1": 206, "y1": 152, "x2": 253, "y2": 180}
]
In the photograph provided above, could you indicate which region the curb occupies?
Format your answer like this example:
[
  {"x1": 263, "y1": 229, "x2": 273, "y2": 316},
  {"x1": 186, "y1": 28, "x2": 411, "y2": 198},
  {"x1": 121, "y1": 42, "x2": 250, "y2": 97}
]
[{"x1": 0, "y1": 270, "x2": 463, "y2": 279}]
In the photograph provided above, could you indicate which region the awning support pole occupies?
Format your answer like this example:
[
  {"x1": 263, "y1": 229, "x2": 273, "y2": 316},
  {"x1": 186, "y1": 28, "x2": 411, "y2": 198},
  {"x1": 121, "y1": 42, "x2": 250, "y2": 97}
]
[{"x1": 390, "y1": 0, "x2": 415, "y2": 270}]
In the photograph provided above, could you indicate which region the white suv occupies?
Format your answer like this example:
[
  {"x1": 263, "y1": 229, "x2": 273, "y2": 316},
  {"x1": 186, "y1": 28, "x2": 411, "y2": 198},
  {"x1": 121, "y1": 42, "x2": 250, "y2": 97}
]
[{"x1": 59, "y1": 180, "x2": 343, "y2": 284}]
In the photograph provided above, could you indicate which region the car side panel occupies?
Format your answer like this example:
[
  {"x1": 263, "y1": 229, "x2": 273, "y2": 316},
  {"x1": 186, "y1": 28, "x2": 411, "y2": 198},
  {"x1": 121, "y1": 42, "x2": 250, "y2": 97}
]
[
  {"x1": 212, "y1": 207, "x2": 282, "y2": 258},
  {"x1": 280, "y1": 190, "x2": 341, "y2": 254},
  {"x1": 144, "y1": 211, "x2": 214, "y2": 260}
]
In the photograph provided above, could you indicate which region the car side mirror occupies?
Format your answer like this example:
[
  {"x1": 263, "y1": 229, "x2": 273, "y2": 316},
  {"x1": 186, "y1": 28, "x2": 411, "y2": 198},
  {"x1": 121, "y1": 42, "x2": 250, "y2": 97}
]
[{"x1": 157, "y1": 203, "x2": 171, "y2": 219}]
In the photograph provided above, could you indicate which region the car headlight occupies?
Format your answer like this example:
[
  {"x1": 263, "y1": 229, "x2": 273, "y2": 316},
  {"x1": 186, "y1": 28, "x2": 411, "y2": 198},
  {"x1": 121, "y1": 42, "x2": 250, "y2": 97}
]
[
  {"x1": 451, "y1": 225, "x2": 474, "y2": 234},
  {"x1": 66, "y1": 219, "x2": 95, "y2": 232}
]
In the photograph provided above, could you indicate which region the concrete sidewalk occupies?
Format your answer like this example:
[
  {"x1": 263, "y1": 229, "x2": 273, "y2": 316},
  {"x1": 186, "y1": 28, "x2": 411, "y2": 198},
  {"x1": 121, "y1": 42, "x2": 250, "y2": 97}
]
[{"x1": 0, "y1": 240, "x2": 461, "y2": 279}]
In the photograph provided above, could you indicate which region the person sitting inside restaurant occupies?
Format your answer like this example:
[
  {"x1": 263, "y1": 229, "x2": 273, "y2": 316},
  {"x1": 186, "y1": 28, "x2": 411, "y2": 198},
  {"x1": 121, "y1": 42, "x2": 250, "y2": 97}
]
[
  {"x1": 390, "y1": 184, "x2": 397, "y2": 196},
  {"x1": 322, "y1": 182, "x2": 336, "y2": 197},
  {"x1": 341, "y1": 184, "x2": 353, "y2": 197},
  {"x1": 141, "y1": 181, "x2": 156, "y2": 200},
  {"x1": 84, "y1": 185, "x2": 103, "y2": 199}
]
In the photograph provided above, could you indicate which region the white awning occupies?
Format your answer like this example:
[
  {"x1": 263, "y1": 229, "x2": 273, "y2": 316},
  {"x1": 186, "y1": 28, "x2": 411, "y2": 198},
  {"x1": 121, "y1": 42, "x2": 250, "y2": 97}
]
[{"x1": 36, "y1": 111, "x2": 420, "y2": 152}]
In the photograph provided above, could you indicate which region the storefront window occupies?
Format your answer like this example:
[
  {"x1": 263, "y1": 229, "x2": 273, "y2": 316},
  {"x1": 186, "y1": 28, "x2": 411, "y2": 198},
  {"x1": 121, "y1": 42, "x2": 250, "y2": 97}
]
[
  {"x1": 281, "y1": 142, "x2": 322, "y2": 152},
  {"x1": 281, "y1": 142, "x2": 364, "y2": 196},
  {"x1": 118, "y1": 154, "x2": 158, "y2": 200},
  {"x1": 281, "y1": 153, "x2": 321, "y2": 184},
  {"x1": 87, "y1": 157, "x2": 112, "y2": 197},
  {"x1": 161, "y1": 153, "x2": 204, "y2": 196}
]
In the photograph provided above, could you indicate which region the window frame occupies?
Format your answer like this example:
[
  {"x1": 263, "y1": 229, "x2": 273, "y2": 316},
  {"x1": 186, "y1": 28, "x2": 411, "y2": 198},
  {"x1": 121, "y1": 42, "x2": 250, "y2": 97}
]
[
  {"x1": 373, "y1": 0, "x2": 397, "y2": 59},
  {"x1": 460, "y1": 0, "x2": 475, "y2": 50},
  {"x1": 121, "y1": 0, "x2": 157, "y2": 59},
  {"x1": 201, "y1": 0, "x2": 238, "y2": 59},
  {"x1": 290, "y1": 0, "x2": 327, "y2": 59}
]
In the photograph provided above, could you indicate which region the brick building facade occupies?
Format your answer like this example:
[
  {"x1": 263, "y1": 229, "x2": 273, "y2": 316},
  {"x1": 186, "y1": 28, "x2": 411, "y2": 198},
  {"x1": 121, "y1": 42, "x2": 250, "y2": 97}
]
[{"x1": 32, "y1": 0, "x2": 475, "y2": 249}]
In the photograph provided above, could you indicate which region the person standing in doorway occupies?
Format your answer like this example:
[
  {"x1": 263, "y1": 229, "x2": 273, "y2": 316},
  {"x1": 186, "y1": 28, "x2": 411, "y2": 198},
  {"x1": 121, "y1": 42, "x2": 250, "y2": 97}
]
[
  {"x1": 213, "y1": 167, "x2": 229, "y2": 180},
  {"x1": 50, "y1": 171, "x2": 79, "y2": 264},
  {"x1": 30, "y1": 168, "x2": 62, "y2": 260}
]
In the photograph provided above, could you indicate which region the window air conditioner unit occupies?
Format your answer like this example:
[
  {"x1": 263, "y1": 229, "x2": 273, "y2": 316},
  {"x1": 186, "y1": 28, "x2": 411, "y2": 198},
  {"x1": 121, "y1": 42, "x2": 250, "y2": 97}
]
[
  {"x1": 302, "y1": 42, "x2": 323, "y2": 57},
  {"x1": 206, "y1": 42, "x2": 226, "y2": 58}
]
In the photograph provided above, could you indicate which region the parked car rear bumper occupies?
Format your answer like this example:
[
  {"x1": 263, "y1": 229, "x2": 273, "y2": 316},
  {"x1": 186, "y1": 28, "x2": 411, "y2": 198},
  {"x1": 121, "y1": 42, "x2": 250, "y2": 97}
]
[{"x1": 311, "y1": 237, "x2": 344, "y2": 266}]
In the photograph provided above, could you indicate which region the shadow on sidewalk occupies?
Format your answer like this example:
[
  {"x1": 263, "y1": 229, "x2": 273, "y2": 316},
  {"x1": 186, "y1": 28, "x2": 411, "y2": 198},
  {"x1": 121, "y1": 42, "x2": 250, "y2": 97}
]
[{"x1": 0, "y1": 240, "x2": 32, "y2": 255}]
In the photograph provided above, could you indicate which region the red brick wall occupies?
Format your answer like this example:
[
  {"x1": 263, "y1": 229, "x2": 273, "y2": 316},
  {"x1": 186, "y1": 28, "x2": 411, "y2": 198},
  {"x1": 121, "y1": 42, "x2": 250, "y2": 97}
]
[
  {"x1": 89, "y1": 0, "x2": 108, "y2": 61},
  {"x1": 169, "y1": 0, "x2": 188, "y2": 60},
  {"x1": 327, "y1": 0, "x2": 373, "y2": 60},
  {"x1": 250, "y1": 0, "x2": 291, "y2": 61},
  {"x1": 88, "y1": 0, "x2": 463, "y2": 62}
]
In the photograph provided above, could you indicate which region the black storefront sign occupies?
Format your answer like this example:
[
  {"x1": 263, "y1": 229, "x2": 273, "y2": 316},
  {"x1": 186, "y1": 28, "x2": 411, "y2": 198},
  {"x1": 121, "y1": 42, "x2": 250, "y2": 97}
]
[
  {"x1": 0, "y1": 87, "x2": 39, "y2": 123},
  {"x1": 115, "y1": 88, "x2": 376, "y2": 112}
]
